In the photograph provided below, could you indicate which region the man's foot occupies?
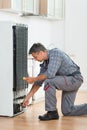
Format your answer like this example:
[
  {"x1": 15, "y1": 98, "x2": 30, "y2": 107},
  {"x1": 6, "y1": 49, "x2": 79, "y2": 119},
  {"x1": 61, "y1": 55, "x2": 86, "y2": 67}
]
[{"x1": 38, "y1": 110, "x2": 59, "y2": 121}]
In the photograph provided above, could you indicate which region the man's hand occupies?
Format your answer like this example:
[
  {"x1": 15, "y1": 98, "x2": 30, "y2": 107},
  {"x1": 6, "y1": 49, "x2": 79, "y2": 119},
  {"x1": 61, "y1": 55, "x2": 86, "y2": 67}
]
[
  {"x1": 21, "y1": 98, "x2": 29, "y2": 107},
  {"x1": 23, "y1": 74, "x2": 47, "y2": 84},
  {"x1": 23, "y1": 77, "x2": 35, "y2": 84},
  {"x1": 21, "y1": 84, "x2": 40, "y2": 107}
]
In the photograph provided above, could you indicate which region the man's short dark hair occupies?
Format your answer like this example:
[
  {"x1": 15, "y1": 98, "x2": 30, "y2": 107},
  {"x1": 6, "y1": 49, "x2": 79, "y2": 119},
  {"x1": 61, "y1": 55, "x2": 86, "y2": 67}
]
[{"x1": 29, "y1": 43, "x2": 46, "y2": 54}]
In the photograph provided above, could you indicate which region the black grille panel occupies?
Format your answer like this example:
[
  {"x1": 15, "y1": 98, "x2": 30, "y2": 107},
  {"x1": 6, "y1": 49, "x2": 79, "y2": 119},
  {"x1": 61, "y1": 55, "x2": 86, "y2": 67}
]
[{"x1": 13, "y1": 24, "x2": 28, "y2": 91}]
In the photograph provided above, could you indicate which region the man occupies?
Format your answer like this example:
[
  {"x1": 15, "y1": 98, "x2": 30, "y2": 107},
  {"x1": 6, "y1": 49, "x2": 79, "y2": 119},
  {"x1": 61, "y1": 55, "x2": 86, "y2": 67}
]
[{"x1": 22, "y1": 43, "x2": 87, "y2": 121}]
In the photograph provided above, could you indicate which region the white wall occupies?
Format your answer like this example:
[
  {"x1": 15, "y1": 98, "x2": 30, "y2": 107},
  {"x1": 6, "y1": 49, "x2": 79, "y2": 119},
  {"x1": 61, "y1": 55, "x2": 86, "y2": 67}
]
[
  {"x1": 0, "y1": 11, "x2": 65, "y2": 49},
  {"x1": 49, "y1": 20, "x2": 65, "y2": 50},
  {"x1": 65, "y1": 0, "x2": 87, "y2": 90}
]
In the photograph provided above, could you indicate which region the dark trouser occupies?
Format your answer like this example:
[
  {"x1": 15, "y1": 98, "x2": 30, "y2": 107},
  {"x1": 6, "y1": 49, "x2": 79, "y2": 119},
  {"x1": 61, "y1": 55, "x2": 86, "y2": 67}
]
[{"x1": 44, "y1": 74, "x2": 87, "y2": 116}]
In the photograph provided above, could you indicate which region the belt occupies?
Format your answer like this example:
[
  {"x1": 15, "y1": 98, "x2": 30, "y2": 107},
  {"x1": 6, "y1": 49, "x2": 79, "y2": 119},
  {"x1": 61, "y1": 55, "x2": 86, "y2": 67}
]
[{"x1": 67, "y1": 70, "x2": 81, "y2": 76}]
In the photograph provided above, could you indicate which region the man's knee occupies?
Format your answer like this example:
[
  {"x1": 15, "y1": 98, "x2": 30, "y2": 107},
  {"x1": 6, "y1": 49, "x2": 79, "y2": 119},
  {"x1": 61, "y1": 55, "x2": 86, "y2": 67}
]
[
  {"x1": 44, "y1": 79, "x2": 52, "y2": 86},
  {"x1": 44, "y1": 79, "x2": 51, "y2": 91},
  {"x1": 44, "y1": 79, "x2": 56, "y2": 92},
  {"x1": 61, "y1": 104, "x2": 72, "y2": 116}
]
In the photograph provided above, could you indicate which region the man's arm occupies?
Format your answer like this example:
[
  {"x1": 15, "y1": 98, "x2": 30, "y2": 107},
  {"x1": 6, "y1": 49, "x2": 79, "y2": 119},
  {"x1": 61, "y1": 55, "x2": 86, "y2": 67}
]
[
  {"x1": 23, "y1": 74, "x2": 47, "y2": 84},
  {"x1": 22, "y1": 85, "x2": 40, "y2": 107}
]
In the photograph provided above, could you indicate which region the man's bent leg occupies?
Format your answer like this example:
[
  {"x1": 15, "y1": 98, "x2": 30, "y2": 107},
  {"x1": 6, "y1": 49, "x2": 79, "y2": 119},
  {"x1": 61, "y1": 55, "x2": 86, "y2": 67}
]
[
  {"x1": 44, "y1": 80, "x2": 57, "y2": 111},
  {"x1": 44, "y1": 76, "x2": 87, "y2": 116},
  {"x1": 61, "y1": 90, "x2": 87, "y2": 116}
]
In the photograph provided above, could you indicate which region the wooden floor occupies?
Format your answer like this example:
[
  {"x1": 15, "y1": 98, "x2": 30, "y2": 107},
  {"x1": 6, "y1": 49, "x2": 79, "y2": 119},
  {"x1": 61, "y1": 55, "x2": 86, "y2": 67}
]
[{"x1": 0, "y1": 91, "x2": 87, "y2": 130}]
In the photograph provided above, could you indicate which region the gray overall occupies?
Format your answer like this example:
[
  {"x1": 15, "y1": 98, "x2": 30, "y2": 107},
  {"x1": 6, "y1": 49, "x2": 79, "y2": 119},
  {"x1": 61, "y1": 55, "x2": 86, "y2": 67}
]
[
  {"x1": 44, "y1": 74, "x2": 87, "y2": 116},
  {"x1": 34, "y1": 48, "x2": 87, "y2": 116}
]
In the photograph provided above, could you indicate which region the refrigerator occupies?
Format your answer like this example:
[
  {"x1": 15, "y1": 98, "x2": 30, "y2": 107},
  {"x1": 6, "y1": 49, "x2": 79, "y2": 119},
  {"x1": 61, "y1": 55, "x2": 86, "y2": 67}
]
[{"x1": 0, "y1": 21, "x2": 28, "y2": 117}]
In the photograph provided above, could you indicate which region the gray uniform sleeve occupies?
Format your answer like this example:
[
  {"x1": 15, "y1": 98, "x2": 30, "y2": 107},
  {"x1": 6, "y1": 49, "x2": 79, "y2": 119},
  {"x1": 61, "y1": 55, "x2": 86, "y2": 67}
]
[
  {"x1": 34, "y1": 50, "x2": 62, "y2": 86},
  {"x1": 34, "y1": 62, "x2": 47, "y2": 86},
  {"x1": 44, "y1": 50, "x2": 62, "y2": 78}
]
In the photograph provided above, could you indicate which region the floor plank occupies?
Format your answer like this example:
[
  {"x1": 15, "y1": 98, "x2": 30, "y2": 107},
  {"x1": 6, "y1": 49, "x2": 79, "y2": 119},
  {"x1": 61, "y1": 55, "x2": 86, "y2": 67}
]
[{"x1": 0, "y1": 90, "x2": 87, "y2": 130}]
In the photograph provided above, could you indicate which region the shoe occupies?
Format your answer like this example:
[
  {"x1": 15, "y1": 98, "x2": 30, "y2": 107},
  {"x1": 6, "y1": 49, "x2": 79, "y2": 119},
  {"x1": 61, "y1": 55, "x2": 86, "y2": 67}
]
[{"x1": 38, "y1": 110, "x2": 59, "y2": 121}]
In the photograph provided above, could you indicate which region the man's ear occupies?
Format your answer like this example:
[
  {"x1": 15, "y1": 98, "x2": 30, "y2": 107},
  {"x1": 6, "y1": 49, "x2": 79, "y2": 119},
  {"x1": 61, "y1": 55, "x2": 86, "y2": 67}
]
[{"x1": 39, "y1": 51, "x2": 43, "y2": 54}]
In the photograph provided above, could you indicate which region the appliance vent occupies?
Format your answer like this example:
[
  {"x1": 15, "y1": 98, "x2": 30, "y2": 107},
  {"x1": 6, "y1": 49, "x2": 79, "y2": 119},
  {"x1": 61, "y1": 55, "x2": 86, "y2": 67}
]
[{"x1": 13, "y1": 24, "x2": 28, "y2": 91}]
